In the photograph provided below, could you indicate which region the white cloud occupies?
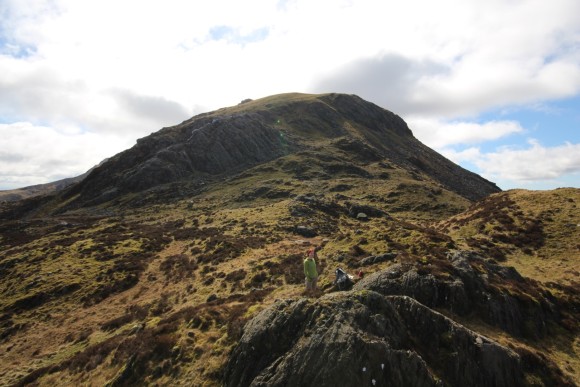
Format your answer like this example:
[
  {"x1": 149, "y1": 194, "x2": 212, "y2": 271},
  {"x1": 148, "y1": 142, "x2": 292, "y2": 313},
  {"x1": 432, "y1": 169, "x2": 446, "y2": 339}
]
[
  {"x1": 0, "y1": 56, "x2": 193, "y2": 135},
  {"x1": 311, "y1": 0, "x2": 580, "y2": 116},
  {"x1": 3, "y1": 0, "x2": 580, "y2": 116},
  {"x1": 438, "y1": 140, "x2": 580, "y2": 189},
  {"x1": 0, "y1": 122, "x2": 132, "y2": 189},
  {"x1": 313, "y1": 54, "x2": 450, "y2": 115},
  {"x1": 408, "y1": 118, "x2": 580, "y2": 190},
  {"x1": 408, "y1": 118, "x2": 524, "y2": 148},
  {"x1": 438, "y1": 147, "x2": 483, "y2": 165},
  {"x1": 477, "y1": 140, "x2": 580, "y2": 182}
]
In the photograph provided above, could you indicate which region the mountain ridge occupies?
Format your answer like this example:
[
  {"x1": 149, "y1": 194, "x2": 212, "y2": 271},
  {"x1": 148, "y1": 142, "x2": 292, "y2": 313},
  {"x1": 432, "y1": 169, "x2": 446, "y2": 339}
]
[{"x1": 48, "y1": 92, "x2": 499, "y2": 213}]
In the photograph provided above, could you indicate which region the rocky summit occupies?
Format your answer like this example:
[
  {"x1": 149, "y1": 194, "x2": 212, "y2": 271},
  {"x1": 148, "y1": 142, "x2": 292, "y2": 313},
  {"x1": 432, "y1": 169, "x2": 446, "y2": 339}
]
[
  {"x1": 6, "y1": 92, "x2": 498, "y2": 216},
  {"x1": 0, "y1": 93, "x2": 578, "y2": 386}
]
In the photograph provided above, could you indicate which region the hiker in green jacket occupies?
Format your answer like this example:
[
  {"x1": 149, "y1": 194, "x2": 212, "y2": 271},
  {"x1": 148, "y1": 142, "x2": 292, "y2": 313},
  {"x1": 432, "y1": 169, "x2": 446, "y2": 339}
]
[{"x1": 304, "y1": 248, "x2": 319, "y2": 292}]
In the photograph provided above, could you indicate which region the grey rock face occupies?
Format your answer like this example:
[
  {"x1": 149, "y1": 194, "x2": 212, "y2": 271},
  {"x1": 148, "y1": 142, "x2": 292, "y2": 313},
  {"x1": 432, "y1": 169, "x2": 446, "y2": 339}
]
[
  {"x1": 225, "y1": 250, "x2": 567, "y2": 387},
  {"x1": 354, "y1": 250, "x2": 557, "y2": 338},
  {"x1": 359, "y1": 252, "x2": 398, "y2": 267},
  {"x1": 67, "y1": 113, "x2": 293, "y2": 205},
  {"x1": 224, "y1": 292, "x2": 524, "y2": 387}
]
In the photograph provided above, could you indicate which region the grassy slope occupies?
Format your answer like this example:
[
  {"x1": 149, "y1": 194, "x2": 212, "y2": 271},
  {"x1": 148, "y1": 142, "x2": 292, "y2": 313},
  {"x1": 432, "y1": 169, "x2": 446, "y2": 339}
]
[
  {"x1": 2, "y1": 166, "x2": 577, "y2": 386},
  {"x1": 440, "y1": 188, "x2": 579, "y2": 286},
  {"x1": 439, "y1": 188, "x2": 580, "y2": 383},
  {"x1": 0, "y1": 156, "x2": 472, "y2": 386}
]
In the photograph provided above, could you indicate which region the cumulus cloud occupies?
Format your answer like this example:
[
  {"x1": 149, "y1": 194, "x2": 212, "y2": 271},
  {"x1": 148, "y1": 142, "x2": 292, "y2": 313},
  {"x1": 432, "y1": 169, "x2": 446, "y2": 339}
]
[
  {"x1": 407, "y1": 118, "x2": 525, "y2": 148},
  {"x1": 310, "y1": 1, "x2": 580, "y2": 117},
  {"x1": 311, "y1": 48, "x2": 580, "y2": 119},
  {"x1": 477, "y1": 140, "x2": 580, "y2": 182},
  {"x1": 0, "y1": 58, "x2": 193, "y2": 132},
  {"x1": 439, "y1": 140, "x2": 580, "y2": 187},
  {"x1": 313, "y1": 54, "x2": 449, "y2": 115},
  {"x1": 0, "y1": 122, "x2": 133, "y2": 189},
  {"x1": 4, "y1": 0, "x2": 580, "y2": 119},
  {"x1": 107, "y1": 89, "x2": 191, "y2": 129}
]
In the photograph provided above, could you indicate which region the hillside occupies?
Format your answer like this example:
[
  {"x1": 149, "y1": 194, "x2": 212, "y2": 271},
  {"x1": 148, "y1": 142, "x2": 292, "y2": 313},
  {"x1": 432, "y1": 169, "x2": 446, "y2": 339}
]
[
  {"x1": 0, "y1": 93, "x2": 577, "y2": 386},
  {"x1": 0, "y1": 175, "x2": 84, "y2": 203},
  {"x1": 0, "y1": 159, "x2": 104, "y2": 203}
]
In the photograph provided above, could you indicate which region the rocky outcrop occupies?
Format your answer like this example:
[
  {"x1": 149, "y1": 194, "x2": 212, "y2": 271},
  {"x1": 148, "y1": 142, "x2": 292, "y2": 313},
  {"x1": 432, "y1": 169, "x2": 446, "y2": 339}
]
[
  {"x1": 224, "y1": 292, "x2": 525, "y2": 387},
  {"x1": 224, "y1": 250, "x2": 569, "y2": 387},
  {"x1": 318, "y1": 93, "x2": 500, "y2": 201},
  {"x1": 64, "y1": 113, "x2": 295, "y2": 206},
  {"x1": 353, "y1": 250, "x2": 558, "y2": 338},
  {"x1": 359, "y1": 252, "x2": 398, "y2": 266}
]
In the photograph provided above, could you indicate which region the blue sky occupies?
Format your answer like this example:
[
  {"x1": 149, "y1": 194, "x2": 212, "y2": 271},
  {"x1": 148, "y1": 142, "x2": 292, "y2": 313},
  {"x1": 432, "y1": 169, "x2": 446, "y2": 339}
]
[
  {"x1": 0, "y1": 0, "x2": 579, "y2": 191},
  {"x1": 439, "y1": 94, "x2": 580, "y2": 189},
  {"x1": 478, "y1": 96, "x2": 580, "y2": 150}
]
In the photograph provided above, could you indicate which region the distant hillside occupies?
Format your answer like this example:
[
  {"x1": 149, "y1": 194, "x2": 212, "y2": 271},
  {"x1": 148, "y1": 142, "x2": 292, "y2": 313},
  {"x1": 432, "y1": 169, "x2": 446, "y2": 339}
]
[
  {"x1": 440, "y1": 187, "x2": 580, "y2": 288},
  {"x1": 0, "y1": 158, "x2": 107, "y2": 203},
  {"x1": 0, "y1": 175, "x2": 83, "y2": 202}
]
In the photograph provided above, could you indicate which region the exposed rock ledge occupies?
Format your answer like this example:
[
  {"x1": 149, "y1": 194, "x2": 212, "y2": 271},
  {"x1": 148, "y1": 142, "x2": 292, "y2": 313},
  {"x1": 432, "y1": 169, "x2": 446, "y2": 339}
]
[
  {"x1": 225, "y1": 292, "x2": 523, "y2": 386},
  {"x1": 224, "y1": 251, "x2": 569, "y2": 387}
]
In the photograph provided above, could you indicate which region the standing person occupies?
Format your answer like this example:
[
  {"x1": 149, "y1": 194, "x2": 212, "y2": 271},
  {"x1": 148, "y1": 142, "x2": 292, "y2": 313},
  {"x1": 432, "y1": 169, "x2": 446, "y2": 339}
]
[{"x1": 304, "y1": 248, "x2": 319, "y2": 293}]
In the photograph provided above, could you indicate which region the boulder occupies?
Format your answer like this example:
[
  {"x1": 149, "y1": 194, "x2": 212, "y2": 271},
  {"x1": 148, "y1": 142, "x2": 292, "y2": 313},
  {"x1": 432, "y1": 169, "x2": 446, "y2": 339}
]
[
  {"x1": 359, "y1": 252, "x2": 398, "y2": 266},
  {"x1": 294, "y1": 226, "x2": 317, "y2": 238},
  {"x1": 346, "y1": 203, "x2": 387, "y2": 219},
  {"x1": 356, "y1": 212, "x2": 368, "y2": 221}
]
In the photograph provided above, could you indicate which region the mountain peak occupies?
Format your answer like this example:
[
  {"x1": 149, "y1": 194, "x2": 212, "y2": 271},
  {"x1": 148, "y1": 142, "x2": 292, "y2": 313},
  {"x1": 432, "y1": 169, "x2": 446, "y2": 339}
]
[{"x1": 53, "y1": 92, "x2": 498, "y2": 212}]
